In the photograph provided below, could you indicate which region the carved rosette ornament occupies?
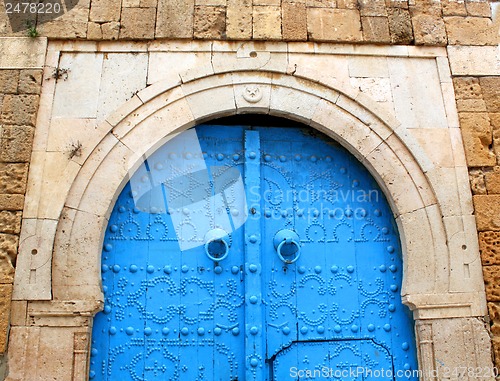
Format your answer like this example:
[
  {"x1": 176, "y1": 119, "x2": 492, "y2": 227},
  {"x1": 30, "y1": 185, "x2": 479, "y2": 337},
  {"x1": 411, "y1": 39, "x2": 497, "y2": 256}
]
[{"x1": 243, "y1": 86, "x2": 263, "y2": 103}]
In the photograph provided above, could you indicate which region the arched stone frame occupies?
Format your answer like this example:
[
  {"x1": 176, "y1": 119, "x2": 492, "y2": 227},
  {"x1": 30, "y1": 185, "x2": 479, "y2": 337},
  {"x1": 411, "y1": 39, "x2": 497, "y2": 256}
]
[
  {"x1": 50, "y1": 69, "x2": 485, "y2": 306},
  {"x1": 11, "y1": 66, "x2": 492, "y2": 379}
]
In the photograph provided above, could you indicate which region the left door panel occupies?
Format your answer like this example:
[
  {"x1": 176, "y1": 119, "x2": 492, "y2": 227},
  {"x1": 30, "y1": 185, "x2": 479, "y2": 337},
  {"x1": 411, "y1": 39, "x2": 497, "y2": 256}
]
[{"x1": 90, "y1": 126, "x2": 248, "y2": 381}]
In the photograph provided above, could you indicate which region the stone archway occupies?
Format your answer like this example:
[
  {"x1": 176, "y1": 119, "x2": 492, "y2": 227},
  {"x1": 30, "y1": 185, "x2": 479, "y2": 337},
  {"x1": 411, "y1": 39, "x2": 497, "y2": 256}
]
[
  {"x1": 9, "y1": 67, "x2": 491, "y2": 380},
  {"x1": 45, "y1": 71, "x2": 483, "y2": 308}
]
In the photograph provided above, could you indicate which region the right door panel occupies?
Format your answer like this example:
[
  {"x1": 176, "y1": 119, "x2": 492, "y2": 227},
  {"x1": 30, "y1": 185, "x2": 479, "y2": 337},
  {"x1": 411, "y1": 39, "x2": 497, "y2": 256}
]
[{"x1": 257, "y1": 127, "x2": 417, "y2": 380}]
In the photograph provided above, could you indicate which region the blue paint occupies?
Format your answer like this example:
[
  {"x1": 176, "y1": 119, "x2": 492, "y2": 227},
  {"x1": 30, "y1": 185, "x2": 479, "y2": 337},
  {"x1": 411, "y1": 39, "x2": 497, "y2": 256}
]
[{"x1": 90, "y1": 125, "x2": 418, "y2": 380}]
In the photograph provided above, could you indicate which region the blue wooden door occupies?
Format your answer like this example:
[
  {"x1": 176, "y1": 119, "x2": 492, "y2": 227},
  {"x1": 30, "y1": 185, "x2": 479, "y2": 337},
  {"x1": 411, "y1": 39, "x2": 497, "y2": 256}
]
[{"x1": 89, "y1": 125, "x2": 418, "y2": 381}]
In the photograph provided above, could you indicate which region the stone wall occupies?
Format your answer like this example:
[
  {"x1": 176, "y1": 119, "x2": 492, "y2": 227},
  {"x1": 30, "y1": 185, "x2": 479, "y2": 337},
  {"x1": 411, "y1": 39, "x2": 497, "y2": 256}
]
[
  {"x1": 0, "y1": 0, "x2": 497, "y2": 45},
  {"x1": 457, "y1": 74, "x2": 500, "y2": 363},
  {"x1": 0, "y1": 68, "x2": 42, "y2": 355}
]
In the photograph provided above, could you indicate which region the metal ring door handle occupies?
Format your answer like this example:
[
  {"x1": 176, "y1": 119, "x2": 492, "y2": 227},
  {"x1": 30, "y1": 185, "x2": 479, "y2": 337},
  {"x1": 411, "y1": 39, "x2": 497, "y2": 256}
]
[
  {"x1": 276, "y1": 239, "x2": 301, "y2": 264},
  {"x1": 204, "y1": 229, "x2": 230, "y2": 261},
  {"x1": 273, "y1": 229, "x2": 301, "y2": 264}
]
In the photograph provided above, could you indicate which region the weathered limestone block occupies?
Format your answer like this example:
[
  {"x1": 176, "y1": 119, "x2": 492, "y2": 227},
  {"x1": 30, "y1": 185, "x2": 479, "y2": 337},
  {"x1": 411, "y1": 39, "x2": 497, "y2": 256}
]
[
  {"x1": 0, "y1": 1, "x2": 10, "y2": 35},
  {"x1": 336, "y1": 0, "x2": 358, "y2": 9},
  {"x1": 357, "y1": 0, "x2": 387, "y2": 17},
  {"x1": 445, "y1": 16, "x2": 499, "y2": 46},
  {"x1": 0, "y1": 164, "x2": 29, "y2": 194},
  {"x1": 0, "y1": 38, "x2": 47, "y2": 68},
  {"x1": 465, "y1": 1, "x2": 492, "y2": 18},
  {"x1": 87, "y1": 22, "x2": 120, "y2": 40},
  {"x1": 253, "y1": 6, "x2": 282, "y2": 40},
  {"x1": 87, "y1": 22, "x2": 103, "y2": 39},
  {"x1": 0, "y1": 285, "x2": 12, "y2": 352},
  {"x1": 453, "y1": 77, "x2": 483, "y2": 99},
  {"x1": 0, "y1": 234, "x2": 17, "y2": 283},
  {"x1": 282, "y1": 2, "x2": 307, "y2": 41},
  {"x1": 37, "y1": 0, "x2": 89, "y2": 39},
  {"x1": 448, "y1": 46, "x2": 500, "y2": 76},
  {"x1": 483, "y1": 265, "x2": 500, "y2": 301},
  {"x1": 0, "y1": 211, "x2": 21, "y2": 235},
  {"x1": 387, "y1": 7, "x2": 413, "y2": 44},
  {"x1": 474, "y1": 195, "x2": 500, "y2": 231},
  {"x1": 469, "y1": 169, "x2": 487, "y2": 195},
  {"x1": 89, "y1": 0, "x2": 122, "y2": 22},
  {"x1": 459, "y1": 113, "x2": 496, "y2": 167},
  {"x1": 0, "y1": 71, "x2": 19, "y2": 94},
  {"x1": 5, "y1": 326, "x2": 85, "y2": 380},
  {"x1": 156, "y1": 0, "x2": 195, "y2": 38},
  {"x1": 18, "y1": 70, "x2": 42, "y2": 95},
  {"x1": 491, "y1": 113, "x2": 500, "y2": 164},
  {"x1": 0, "y1": 234, "x2": 16, "y2": 262},
  {"x1": 0, "y1": 95, "x2": 39, "y2": 127},
  {"x1": 493, "y1": 337, "x2": 500, "y2": 365},
  {"x1": 307, "y1": 8, "x2": 362, "y2": 42},
  {"x1": 485, "y1": 171, "x2": 500, "y2": 194},
  {"x1": 479, "y1": 78, "x2": 500, "y2": 113},
  {"x1": 0, "y1": 125, "x2": 35, "y2": 162},
  {"x1": 410, "y1": 0, "x2": 442, "y2": 16},
  {"x1": 254, "y1": 0, "x2": 280, "y2": 5},
  {"x1": 488, "y1": 302, "x2": 500, "y2": 334},
  {"x1": 102, "y1": 22, "x2": 120, "y2": 40},
  {"x1": 453, "y1": 77, "x2": 487, "y2": 112},
  {"x1": 194, "y1": 6, "x2": 226, "y2": 39},
  {"x1": 0, "y1": 250, "x2": 14, "y2": 285},
  {"x1": 0, "y1": 195, "x2": 24, "y2": 211},
  {"x1": 120, "y1": 8, "x2": 156, "y2": 39},
  {"x1": 425, "y1": 318, "x2": 493, "y2": 377},
  {"x1": 226, "y1": 5, "x2": 252, "y2": 39},
  {"x1": 412, "y1": 13, "x2": 447, "y2": 45},
  {"x1": 140, "y1": 0, "x2": 158, "y2": 8},
  {"x1": 457, "y1": 99, "x2": 487, "y2": 113},
  {"x1": 361, "y1": 16, "x2": 390, "y2": 43},
  {"x1": 306, "y1": 0, "x2": 335, "y2": 7},
  {"x1": 480, "y1": 231, "x2": 500, "y2": 265},
  {"x1": 441, "y1": 0, "x2": 467, "y2": 16}
]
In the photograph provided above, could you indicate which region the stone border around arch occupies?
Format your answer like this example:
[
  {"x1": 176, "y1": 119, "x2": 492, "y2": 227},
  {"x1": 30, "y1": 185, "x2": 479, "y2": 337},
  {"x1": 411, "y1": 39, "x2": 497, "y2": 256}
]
[
  {"x1": 25, "y1": 69, "x2": 483, "y2": 317},
  {"x1": 7, "y1": 41, "x2": 494, "y2": 381}
]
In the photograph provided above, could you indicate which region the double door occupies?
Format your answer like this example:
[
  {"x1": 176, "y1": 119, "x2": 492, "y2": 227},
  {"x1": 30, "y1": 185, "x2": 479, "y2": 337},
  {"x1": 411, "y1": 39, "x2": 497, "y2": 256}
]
[{"x1": 90, "y1": 125, "x2": 417, "y2": 380}]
